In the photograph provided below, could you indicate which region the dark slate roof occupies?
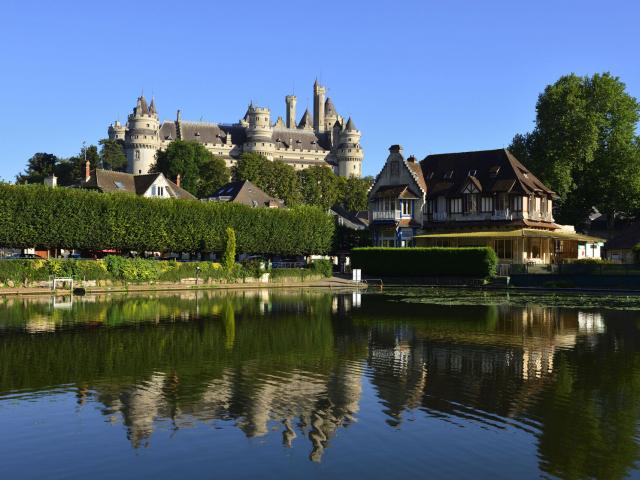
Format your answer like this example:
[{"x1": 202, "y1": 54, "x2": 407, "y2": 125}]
[
  {"x1": 420, "y1": 149, "x2": 554, "y2": 199},
  {"x1": 82, "y1": 169, "x2": 196, "y2": 200},
  {"x1": 149, "y1": 98, "x2": 156, "y2": 115},
  {"x1": 272, "y1": 129, "x2": 331, "y2": 150},
  {"x1": 330, "y1": 205, "x2": 368, "y2": 230},
  {"x1": 159, "y1": 122, "x2": 177, "y2": 141},
  {"x1": 298, "y1": 109, "x2": 313, "y2": 129},
  {"x1": 179, "y1": 122, "x2": 227, "y2": 145},
  {"x1": 345, "y1": 117, "x2": 356, "y2": 131},
  {"x1": 325, "y1": 97, "x2": 337, "y2": 116},
  {"x1": 206, "y1": 180, "x2": 284, "y2": 208}
]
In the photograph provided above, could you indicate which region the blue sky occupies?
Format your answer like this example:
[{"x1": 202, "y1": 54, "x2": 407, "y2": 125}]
[{"x1": 0, "y1": 0, "x2": 638, "y2": 181}]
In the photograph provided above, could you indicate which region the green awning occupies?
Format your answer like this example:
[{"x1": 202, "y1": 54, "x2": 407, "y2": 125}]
[{"x1": 415, "y1": 228, "x2": 604, "y2": 243}]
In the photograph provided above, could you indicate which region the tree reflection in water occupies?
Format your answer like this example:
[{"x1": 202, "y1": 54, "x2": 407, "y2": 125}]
[{"x1": 0, "y1": 289, "x2": 638, "y2": 475}]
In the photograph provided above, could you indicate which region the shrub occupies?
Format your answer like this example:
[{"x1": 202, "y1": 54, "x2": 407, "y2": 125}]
[
  {"x1": 310, "y1": 259, "x2": 333, "y2": 278},
  {"x1": 223, "y1": 227, "x2": 236, "y2": 272},
  {"x1": 351, "y1": 247, "x2": 497, "y2": 278},
  {"x1": 571, "y1": 258, "x2": 609, "y2": 265}
]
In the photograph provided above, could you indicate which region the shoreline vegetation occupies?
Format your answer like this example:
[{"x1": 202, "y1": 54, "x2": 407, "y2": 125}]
[{"x1": 0, "y1": 256, "x2": 339, "y2": 295}]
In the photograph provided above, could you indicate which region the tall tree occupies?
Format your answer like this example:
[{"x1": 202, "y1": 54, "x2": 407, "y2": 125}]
[
  {"x1": 233, "y1": 152, "x2": 268, "y2": 185},
  {"x1": 198, "y1": 156, "x2": 231, "y2": 197},
  {"x1": 154, "y1": 140, "x2": 229, "y2": 197},
  {"x1": 510, "y1": 73, "x2": 640, "y2": 227},
  {"x1": 233, "y1": 154, "x2": 301, "y2": 205},
  {"x1": 298, "y1": 165, "x2": 340, "y2": 210},
  {"x1": 338, "y1": 176, "x2": 373, "y2": 211},
  {"x1": 99, "y1": 138, "x2": 127, "y2": 171},
  {"x1": 16, "y1": 152, "x2": 58, "y2": 184}
]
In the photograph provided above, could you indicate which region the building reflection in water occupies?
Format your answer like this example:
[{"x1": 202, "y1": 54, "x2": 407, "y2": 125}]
[{"x1": 0, "y1": 289, "x2": 635, "y2": 475}]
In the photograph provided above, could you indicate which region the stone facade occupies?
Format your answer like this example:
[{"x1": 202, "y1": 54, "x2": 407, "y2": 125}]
[{"x1": 109, "y1": 81, "x2": 363, "y2": 177}]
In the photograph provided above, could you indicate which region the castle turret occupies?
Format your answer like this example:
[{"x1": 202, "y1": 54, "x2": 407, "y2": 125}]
[
  {"x1": 313, "y1": 79, "x2": 326, "y2": 133},
  {"x1": 125, "y1": 95, "x2": 161, "y2": 174},
  {"x1": 285, "y1": 95, "x2": 297, "y2": 129},
  {"x1": 108, "y1": 120, "x2": 126, "y2": 141},
  {"x1": 336, "y1": 117, "x2": 363, "y2": 178},
  {"x1": 324, "y1": 97, "x2": 338, "y2": 132},
  {"x1": 244, "y1": 104, "x2": 275, "y2": 159}
]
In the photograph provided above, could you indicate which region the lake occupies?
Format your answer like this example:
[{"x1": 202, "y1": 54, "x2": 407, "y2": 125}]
[{"x1": 1, "y1": 288, "x2": 639, "y2": 479}]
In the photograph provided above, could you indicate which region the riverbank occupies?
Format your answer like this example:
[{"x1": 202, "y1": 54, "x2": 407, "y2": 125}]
[{"x1": 0, "y1": 275, "x2": 364, "y2": 297}]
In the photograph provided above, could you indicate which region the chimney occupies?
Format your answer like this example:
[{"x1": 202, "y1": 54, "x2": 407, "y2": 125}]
[
  {"x1": 407, "y1": 155, "x2": 416, "y2": 163},
  {"x1": 85, "y1": 160, "x2": 91, "y2": 182},
  {"x1": 389, "y1": 144, "x2": 403, "y2": 154},
  {"x1": 176, "y1": 174, "x2": 181, "y2": 188}
]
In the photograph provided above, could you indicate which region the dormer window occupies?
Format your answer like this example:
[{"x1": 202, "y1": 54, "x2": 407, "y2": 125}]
[
  {"x1": 427, "y1": 172, "x2": 434, "y2": 180},
  {"x1": 489, "y1": 166, "x2": 500, "y2": 177},
  {"x1": 468, "y1": 169, "x2": 477, "y2": 177},
  {"x1": 444, "y1": 170, "x2": 454, "y2": 180},
  {"x1": 195, "y1": 131, "x2": 201, "y2": 137}
]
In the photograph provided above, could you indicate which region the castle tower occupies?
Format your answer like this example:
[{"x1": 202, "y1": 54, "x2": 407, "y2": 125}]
[
  {"x1": 244, "y1": 103, "x2": 275, "y2": 160},
  {"x1": 285, "y1": 95, "x2": 297, "y2": 129},
  {"x1": 324, "y1": 98, "x2": 338, "y2": 132},
  {"x1": 313, "y1": 79, "x2": 326, "y2": 133},
  {"x1": 108, "y1": 120, "x2": 126, "y2": 141},
  {"x1": 336, "y1": 117, "x2": 363, "y2": 178},
  {"x1": 124, "y1": 95, "x2": 160, "y2": 174}
]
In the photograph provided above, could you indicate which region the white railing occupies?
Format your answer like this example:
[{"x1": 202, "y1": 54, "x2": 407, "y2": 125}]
[
  {"x1": 372, "y1": 210, "x2": 401, "y2": 221},
  {"x1": 492, "y1": 209, "x2": 513, "y2": 221}
]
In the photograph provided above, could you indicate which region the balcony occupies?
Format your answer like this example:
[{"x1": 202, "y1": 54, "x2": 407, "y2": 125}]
[{"x1": 371, "y1": 210, "x2": 401, "y2": 221}]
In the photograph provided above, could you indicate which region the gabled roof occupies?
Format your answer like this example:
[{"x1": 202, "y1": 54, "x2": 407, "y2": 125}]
[
  {"x1": 405, "y1": 160, "x2": 427, "y2": 195},
  {"x1": 420, "y1": 149, "x2": 555, "y2": 198},
  {"x1": 330, "y1": 205, "x2": 368, "y2": 230},
  {"x1": 372, "y1": 185, "x2": 420, "y2": 199},
  {"x1": 82, "y1": 169, "x2": 196, "y2": 200},
  {"x1": 206, "y1": 180, "x2": 284, "y2": 208}
]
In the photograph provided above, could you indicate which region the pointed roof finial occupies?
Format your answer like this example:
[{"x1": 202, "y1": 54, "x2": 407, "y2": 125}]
[{"x1": 345, "y1": 117, "x2": 356, "y2": 131}]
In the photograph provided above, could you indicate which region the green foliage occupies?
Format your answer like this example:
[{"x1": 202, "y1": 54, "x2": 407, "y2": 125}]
[
  {"x1": 154, "y1": 140, "x2": 230, "y2": 197},
  {"x1": 233, "y1": 153, "x2": 302, "y2": 206},
  {"x1": 332, "y1": 225, "x2": 371, "y2": 252},
  {"x1": 99, "y1": 138, "x2": 127, "y2": 171},
  {"x1": 223, "y1": 227, "x2": 236, "y2": 271},
  {"x1": 310, "y1": 259, "x2": 333, "y2": 278},
  {"x1": 0, "y1": 184, "x2": 334, "y2": 255},
  {"x1": 15, "y1": 152, "x2": 59, "y2": 184},
  {"x1": 337, "y1": 176, "x2": 373, "y2": 211},
  {"x1": 510, "y1": 72, "x2": 640, "y2": 226},
  {"x1": 298, "y1": 165, "x2": 340, "y2": 210},
  {"x1": 351, "y1": 247, "x2": 498, "y2": 278},
  {"x1": 571, "y1": 258, "x2": 610, "y2": 265}
]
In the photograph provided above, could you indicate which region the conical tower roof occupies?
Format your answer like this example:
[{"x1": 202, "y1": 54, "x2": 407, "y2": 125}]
[
  {"x1": 149, "y1": 97, "x2": 157, "y2": 115},
  {"x1": 325, "y1": 97, "x2": 337, "y2": 117},
  {"x1": 137, "y1": 95, "x2": 149, "y2": 114},
  {"x1": 298, "y1": 109, "x2": 313, "y2": 129},
  {"x1": 345, "y1": 117, "x2": 357, "y2": 131}
]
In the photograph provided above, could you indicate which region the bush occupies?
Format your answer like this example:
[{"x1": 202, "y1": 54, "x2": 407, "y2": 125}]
[
  {"x1": 571, "y1": 258, "x2": 609, "y2": 265},
  {"x1": 0, "y1": 184, "x2": 334, "y2": 255},
  {"x1": 310, "y1": 259, "x2": 333, "y2": 278},
  {"x1": 351, "y1": 247, "x2": 497, "y2": 278}
]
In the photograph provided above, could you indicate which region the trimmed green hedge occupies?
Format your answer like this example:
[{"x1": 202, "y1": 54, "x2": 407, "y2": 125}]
[
  {"x1": 0, "y1": 184, "x2": 334, "y2": 255},
  {"x1": 351, "y1": 247, "x2": 497, "y2": 278},
  {"x1": 0, "y1": 257, "x2": 240, "y2": 284}
]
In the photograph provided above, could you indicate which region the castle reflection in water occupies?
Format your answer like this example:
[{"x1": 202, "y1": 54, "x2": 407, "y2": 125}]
[{"x1": 0, "y1": 288, "x2": 632, "y2": 473}]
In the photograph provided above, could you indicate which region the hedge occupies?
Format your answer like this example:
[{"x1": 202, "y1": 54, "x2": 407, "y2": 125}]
[
  {"x1": 351, "y1": 247, "x2": 497, "y2": 278},
  {"x1": 0, "y1": 184, "x2": 334, "y2": 255}
]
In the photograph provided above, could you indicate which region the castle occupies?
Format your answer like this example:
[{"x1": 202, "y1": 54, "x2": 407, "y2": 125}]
[{"x1": 108, "y1": 80, "x2": 363, "y2": 178}]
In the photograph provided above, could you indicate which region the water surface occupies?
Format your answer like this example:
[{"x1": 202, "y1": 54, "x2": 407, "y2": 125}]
[{"x1": 1, "y1": 288, "x2": 639, "y2": 479}]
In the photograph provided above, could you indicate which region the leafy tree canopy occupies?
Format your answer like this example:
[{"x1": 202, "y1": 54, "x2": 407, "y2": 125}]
[
  {"x1": 298, "y1": 165, "x2": 340, "y2": 210},
  {"x1": 154, "y1": 140, "x2": 230, "y2": 197},
  {"x1": 510, "y1": 72, "x2": 640, "y2": 227},
  {"x1": 99, "y1": 138, "x2": 127, "y2": 172}
]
